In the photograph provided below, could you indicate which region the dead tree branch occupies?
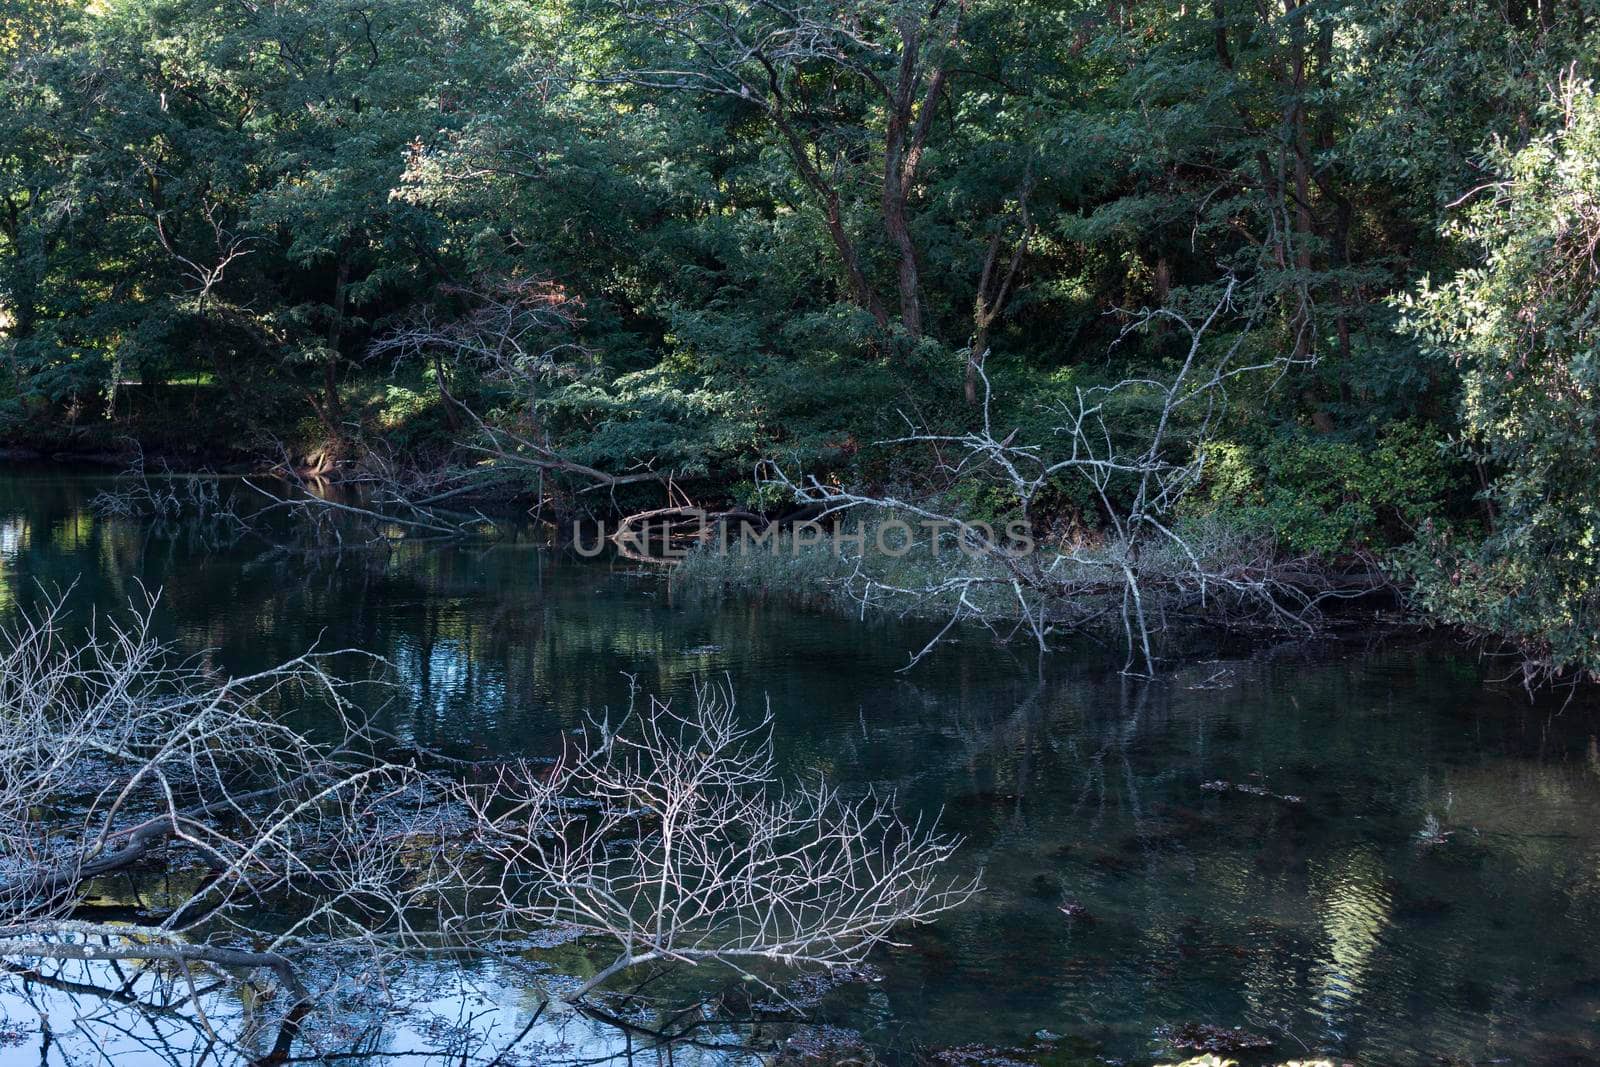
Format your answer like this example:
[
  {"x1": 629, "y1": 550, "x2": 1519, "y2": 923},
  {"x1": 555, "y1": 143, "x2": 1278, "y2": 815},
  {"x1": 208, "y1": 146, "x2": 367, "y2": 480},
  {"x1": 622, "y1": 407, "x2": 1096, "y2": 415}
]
[
  {"x1": 467, "y1": 678, "x2": 979, "y2": 1007},
  {"x1": 368, "y1": 274, "x2": 669, "y2": 505},
  {"x1": 765, "y1": 277, "x2": 1356, "y2": 675},
  {"x1": 0, "y1": 588, "x2": 458, "y2": 1026}
]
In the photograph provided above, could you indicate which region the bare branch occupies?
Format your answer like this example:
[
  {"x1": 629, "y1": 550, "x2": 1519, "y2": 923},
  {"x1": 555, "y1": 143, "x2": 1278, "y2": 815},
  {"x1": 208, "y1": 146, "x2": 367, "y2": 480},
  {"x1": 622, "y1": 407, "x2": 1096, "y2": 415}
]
[
  {"x1": 760, "y1": 277, "x2": 1363, "y2": 675},
  {"x1": 466, "y1": 679, "x2": 980, "y2": 1006}
]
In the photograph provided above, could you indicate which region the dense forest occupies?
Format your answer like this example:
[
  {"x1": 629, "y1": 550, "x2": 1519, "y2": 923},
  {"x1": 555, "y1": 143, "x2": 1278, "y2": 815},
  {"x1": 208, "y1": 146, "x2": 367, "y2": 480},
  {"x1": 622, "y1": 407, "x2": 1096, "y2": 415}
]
[{"x1": 3, "y1": 0, "x2": 1599, "y2": 678}]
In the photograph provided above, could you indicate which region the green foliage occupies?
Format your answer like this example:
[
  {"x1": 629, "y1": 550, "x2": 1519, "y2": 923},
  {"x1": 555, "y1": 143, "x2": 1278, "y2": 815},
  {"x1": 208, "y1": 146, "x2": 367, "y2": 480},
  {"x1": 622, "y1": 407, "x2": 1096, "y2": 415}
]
[
  {"x1": 0, "y1": 361, "x2": 21, "y2": 433},
  {"x1": 1202, "y1": 422, "x2": 1454, "y2": 556},
  {"x1": 1201, "y1": 441, "x2": 1262, "y2": 511},
  {"x1": 938, "y1": 477, "x2": 1024, "y2": 530},
  {"x1": 1, "y1": 0, "x2": 487, "y2": 438},
  {"x1": 2, "y1": 0, "x2": 1598, "y2": 671},
  {"x1": 1398, "y1": 78, "x2": 1600, "y2": 678}
]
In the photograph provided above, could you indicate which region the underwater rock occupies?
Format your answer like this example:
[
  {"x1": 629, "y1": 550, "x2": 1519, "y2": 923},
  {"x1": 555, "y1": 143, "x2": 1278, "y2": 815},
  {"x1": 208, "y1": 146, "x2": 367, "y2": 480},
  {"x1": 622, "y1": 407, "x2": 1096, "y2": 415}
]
[
  {"x1": 929, "y1": 1043, "x2": 1037, "y2": 1066},
  {"x1": 926, "y1": 1030, "x2": 1100, "y2": 1066},
  {"x1": 776, "y1": 1025, "x2": 875, "y2": 1065},
  {"x1": 1200, "y1": 780, "x2": 1303, "y2": 805},
  {"x1": 1058, "y1": 900, "x2": 1095, "y2": 923},
  {"x1": 1166, "y1": 1022, "x2": 1273, "y2": 1054},
  {"x1": 521, "y1": 923, "x2": 588, "y2": 949},
  {"x1": 772, "y1": 963, "x2": 885, "y2": 1010}
]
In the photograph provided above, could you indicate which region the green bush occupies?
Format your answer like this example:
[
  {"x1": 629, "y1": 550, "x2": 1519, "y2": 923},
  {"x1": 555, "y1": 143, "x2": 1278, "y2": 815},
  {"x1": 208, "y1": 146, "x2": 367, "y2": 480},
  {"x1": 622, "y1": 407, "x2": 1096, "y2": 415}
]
[
  {"x1": 1200, "y1": 422, "x2": 1453, "y2": 556},
  {"x1": 1397, "y1": 79, "x2": 1600, "y2": 679}
]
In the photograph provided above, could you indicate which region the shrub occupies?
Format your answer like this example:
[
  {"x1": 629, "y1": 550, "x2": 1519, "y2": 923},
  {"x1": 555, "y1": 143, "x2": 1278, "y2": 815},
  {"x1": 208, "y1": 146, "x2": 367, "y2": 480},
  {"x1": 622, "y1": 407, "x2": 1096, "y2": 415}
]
[
  {"x1": 1198, "y1": 422, "x2": 1453, "y2": 556},
  {"x1": 1397, "y1": 77, "x2": 1600, "y2": 680}
]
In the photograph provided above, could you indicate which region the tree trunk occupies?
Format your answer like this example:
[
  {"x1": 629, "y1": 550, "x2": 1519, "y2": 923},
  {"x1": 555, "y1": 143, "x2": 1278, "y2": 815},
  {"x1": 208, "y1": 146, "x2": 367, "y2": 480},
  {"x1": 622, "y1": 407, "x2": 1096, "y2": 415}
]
[
  {"x1": 434, "y1": 352, "x2": 463, "y2": 433},
  {"x1": 823, "y1": 193, "x2": 890, "y2": 329},
  {"x1": 966, "y1": 180, "x2": 1031, "y2": 406},
  {"x1": 884, "y1": 180, "x2": 923, "y2": 339},
  {"x1": 966, "y1": 318, "x2": 990, "y2": 406},
  {"x1": 880, "y1": 12, "x2": 955, "y2": 343},
  {"x1": 764, "y1": 97, "x2": 889, "y2": 330},
  {"x1": 321, "y1": 250, "x2": 352, "y2": 441}
]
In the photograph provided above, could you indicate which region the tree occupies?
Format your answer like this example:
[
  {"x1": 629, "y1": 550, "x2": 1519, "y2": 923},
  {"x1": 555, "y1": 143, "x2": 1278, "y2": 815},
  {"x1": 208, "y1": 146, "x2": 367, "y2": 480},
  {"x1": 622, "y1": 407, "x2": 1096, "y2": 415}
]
[{"x1": 1399, "y1": 75, "x2": 1600, "y2": 681}]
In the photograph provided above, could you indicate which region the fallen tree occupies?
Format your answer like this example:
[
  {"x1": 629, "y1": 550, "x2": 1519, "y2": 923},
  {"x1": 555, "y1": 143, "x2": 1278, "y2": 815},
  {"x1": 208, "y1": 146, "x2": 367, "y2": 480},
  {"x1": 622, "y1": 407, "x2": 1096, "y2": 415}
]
[
  {"x1": 0, "y1": 588, "x2": 459, "y2": 1059},
  {"x1": 756, "y1": 278, "x2": 1385, "y2": 675},
  {"x1": 0, "y1": 593, "x2": 980, "y2": 1060},
  {"x1": 466, "y1": 678, "x2": 980, "y2": 1008}
]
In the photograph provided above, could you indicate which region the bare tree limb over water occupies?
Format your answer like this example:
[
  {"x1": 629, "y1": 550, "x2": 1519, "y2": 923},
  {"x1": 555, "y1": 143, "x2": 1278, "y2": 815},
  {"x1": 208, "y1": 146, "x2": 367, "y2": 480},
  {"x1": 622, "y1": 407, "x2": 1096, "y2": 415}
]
[
  {"x1": 0, "y1": 588, "x2": 458, "y2": 1033},
  {"x1": 0, "y1": 594, "x2": 979, "y2": 1059},
  {"x1": 468, "y1": 678, "x2": 980, "y2": 1007}
]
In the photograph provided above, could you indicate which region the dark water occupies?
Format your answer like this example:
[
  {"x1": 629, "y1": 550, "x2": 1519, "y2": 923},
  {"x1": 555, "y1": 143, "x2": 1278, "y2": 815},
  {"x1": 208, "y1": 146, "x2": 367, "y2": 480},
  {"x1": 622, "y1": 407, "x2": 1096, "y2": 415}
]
[{"x1": 3, "y1": 468, "x2": 1600, "y2": 1065}]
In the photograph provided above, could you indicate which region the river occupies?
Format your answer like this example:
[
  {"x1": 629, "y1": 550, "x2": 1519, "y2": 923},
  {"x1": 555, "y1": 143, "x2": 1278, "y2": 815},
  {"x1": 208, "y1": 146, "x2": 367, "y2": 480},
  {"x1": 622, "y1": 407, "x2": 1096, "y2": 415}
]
[{"x1": 1, "y1": 466, "x2": 1598, "y2": 1065}]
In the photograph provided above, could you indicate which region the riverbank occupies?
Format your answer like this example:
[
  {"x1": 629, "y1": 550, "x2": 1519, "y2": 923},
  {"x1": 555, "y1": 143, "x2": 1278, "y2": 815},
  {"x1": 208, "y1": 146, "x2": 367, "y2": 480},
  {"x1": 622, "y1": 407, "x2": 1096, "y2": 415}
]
[
  {"x1": 668, "y1": 510, "x2": 1405, "y2": 674},
  {"x1": 0, "y1": 445, "x2": 1565, "y2": 689}
]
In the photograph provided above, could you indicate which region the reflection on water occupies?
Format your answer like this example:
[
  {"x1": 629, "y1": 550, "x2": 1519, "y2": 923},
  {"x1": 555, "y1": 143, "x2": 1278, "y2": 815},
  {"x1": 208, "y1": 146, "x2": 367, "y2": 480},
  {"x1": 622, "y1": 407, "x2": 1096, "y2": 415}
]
[
  {"x1": 2, "y1": 469, "x2": 1599, "y2": 1064},
  {"x1": 0, "y1": 955, "x2": 755, "y2": 1066}
]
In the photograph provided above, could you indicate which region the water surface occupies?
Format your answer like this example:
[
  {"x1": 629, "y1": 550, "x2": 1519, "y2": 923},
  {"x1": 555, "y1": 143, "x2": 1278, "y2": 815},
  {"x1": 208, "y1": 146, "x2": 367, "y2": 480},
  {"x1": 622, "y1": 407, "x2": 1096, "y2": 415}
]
[{"x1": 2, "y1": 468, "x2": 1598, "y2": 1065}]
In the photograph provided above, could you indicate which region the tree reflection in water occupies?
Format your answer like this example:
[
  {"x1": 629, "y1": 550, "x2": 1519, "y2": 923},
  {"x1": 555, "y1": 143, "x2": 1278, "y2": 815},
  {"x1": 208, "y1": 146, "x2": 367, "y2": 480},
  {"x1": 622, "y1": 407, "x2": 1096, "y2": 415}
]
[{"x1": 0, "y1": 953, "x2": 810, "y2": 1065}]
